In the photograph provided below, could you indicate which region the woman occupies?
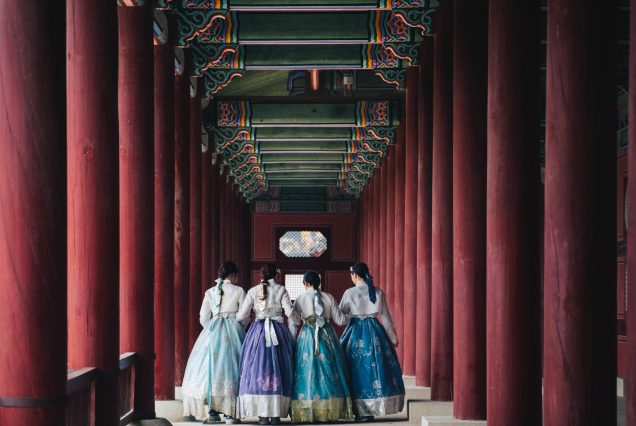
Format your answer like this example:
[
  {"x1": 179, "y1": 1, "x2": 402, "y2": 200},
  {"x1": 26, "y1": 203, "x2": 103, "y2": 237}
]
[
  {"x1": 288, "y1": 271, "x2": 354, "y2": 423},
  {"x1": 182, "y1": 261, "x2": 247, "y2": 424},
  {"x1": 236, "y1": 264, "x2": 294, "y2": 425},
  {"x1": 339, "y1": 262, "x2": 405, "y2": 421}
]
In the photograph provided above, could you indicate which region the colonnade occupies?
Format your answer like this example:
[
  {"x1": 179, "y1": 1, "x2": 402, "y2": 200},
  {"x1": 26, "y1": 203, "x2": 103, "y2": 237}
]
[
  {"x1": 0, "y1": 2, "x2": 250, "y2": 425},
  {"x1": 357, "y1": 0, "x2": 620, "y2": 424}
]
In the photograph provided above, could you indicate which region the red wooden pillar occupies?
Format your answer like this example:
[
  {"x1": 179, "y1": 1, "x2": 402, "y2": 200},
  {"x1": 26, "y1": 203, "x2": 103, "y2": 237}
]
[
  {"x1": 403, "y1": 67, "x2": 419, "y2": 375},
  {"x1": 210, "y1": 158, "x2": 221, "y2": 281},
  {"x1": 486, "y1": 1, "x2": 541, "y2": 425},
  {"x1": 0, "y1": 1, "x2": 66, "y2": 423},
  {"x1": 394, "y1": 124, "x2": 406, "y2": 361},
  {"x1": 118, "y1": 3, "x2": 155, "y2": 417},
  {"x1": 379, "y1": 163, "x2": 387, "y2": 290},
  {"x1": 202, "y1": 148, "x2": 212, "y2": 295},
  {"x1": 629, "y1": 2, "x2": 636, "y2": 424},
  {"x1": 452, "y1": 0, "x2": 488, "y2": 419},
  {"x1": 430, "y1": 1, "x2": 453, "y2": 401},
  {"x1": 373, "y1": 171, "x2": 381, "y2": 275},
  {"x1": 174, "y1": 52, "x2": 191, "y2": 385},
  {"x1": 153, "y1": 32, "x2": 176, "y2": 401},
  {"x1": 544, "y1": 0, "x2": 616, "y2": 424},
  {"x1": 219, "y1": 171, "x2": 227, "y2": 262},
  {"x1": 415, "y1": 38, "x2": 434, "y2": 388},
  {"x1": 67, "y1": 1, "x2": 120, "y2": 424},
  {"x1": 189, "y1": 87, "x2": 203, "y2": 348},
  {"x1": 386, "y1": 145, "x2": 396, "y2": 318},
  {"x1": 360, "y1": 182, "x2": 368, "y2": 264}
]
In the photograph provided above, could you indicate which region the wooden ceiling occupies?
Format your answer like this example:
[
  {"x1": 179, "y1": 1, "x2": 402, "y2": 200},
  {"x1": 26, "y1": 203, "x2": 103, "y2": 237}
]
[{"x1": 154, "y1": 0, "x2": 437, "y2": 211}]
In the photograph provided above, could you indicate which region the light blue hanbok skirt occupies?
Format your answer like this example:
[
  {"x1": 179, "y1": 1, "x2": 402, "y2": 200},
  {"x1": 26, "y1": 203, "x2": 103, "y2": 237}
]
[
  {"x1": 340, "y1": 316, "x2": 405, "y2": 417},
  {"x1": 182, "y1": 314, "x2": 245, "y2": 420},
  {"x1": 291, "y1": 317, "x2": 354, "y2": 422}
]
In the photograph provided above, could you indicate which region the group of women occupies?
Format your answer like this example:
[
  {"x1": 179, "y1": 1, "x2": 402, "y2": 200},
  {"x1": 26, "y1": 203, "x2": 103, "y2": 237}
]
[{"x1": 181, "y1": 261, "x2": 405, "y2": 425}]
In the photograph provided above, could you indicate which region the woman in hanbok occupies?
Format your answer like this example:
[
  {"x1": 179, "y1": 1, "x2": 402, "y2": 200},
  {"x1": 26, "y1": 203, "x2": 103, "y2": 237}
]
[
  {"x1": 236, "y1": 264, "x2": 294, "y2": 425},
  {"x1": 182, "y1": 261, "x2": 247, "y2": 424},
  {"x1": 339, "y1": 262, "x2": 405, "y2": 421},
  {"x1": 288, "y1": 271, "x2": 354, "y2": 423}
]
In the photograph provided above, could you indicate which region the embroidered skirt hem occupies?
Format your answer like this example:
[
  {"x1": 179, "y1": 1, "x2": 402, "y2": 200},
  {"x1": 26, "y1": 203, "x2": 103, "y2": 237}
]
[
  {"x1": 353, "y1": 394, "x2": 404, "y2": 417},
  {"x1": 291, "y1": 397, "x2": 354, "y2": 423},
  {"x1": 237, "y1": 394, "x2": 291, "y2": 418},
  {"x1": 182, "y1": 396, "x2": 208, "y2": 421}
]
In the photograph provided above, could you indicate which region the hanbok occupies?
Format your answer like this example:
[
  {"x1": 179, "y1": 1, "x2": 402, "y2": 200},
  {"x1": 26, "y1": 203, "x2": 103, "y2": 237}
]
[
  {"x1": 182, "y1": 280, "x2": 247, "y2": 420},
  {"x1": 288, "y1": 288, "x2": 354, "y2": 423},
  {"x1": 236, "y1": 280, "x2": 294, "y2": 418},
  {"x1": 339, "y1": 283, "x2": 405, "y2": 417}
]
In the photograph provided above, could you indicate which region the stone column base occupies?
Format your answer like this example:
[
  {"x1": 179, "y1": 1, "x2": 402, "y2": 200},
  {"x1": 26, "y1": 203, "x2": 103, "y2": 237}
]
[{"x1": 422, "y1": 416, "x2": 487, "y2": 426}]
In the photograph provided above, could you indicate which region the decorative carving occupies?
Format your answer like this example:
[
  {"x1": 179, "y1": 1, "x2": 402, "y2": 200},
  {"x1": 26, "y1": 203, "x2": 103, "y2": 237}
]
[
  {"x1": 217, "y1": 100, "x2": 251, "y2": 127},
  {"x1": 370, "y1": 12, "x2": 411, "y2": 43},
  {"x1": 355, "y1": 101, "x2": 390, "y2": 126},
  {"x1": 254, "y1": 201, "x2": 281, "y2": 213},
  {"x1": 391, "y1": 0, "x2": 427, "y2": 8},
  {"x1": 153, "y1": 11, "x2": 169, "y2": 45},
  {"x1": 352, "y1": 127, "x2": 395, "y2": 142},
  {"x1": 118, "y1": 0, "x2": 145, "y2": 6},
  {"x1": 203, "y1": 70, "x2": 244, "y2": 97},
  {"x1": 191, "y1": 44, "x2": 243, "y2": 75},
  {"x1": 185, "y1": 0, "x2": 229, "y2": 9},
  {"x1": 374, "y1": 69, "x2": 406, "y2": 90},
  {"x1": 154, "y1": 0, "x2": 172, "y2": 9},
  {"x1": 171, "y1": 8, "x2": 236, "y2": 46},
  {"x1": 362, "y1": 44, "x2": 399, "y2": 69},
  {"x1": 211, "y1": 127, "x2": 252, "y2": 151},
  {"x1": 392, "y1": 8, "x2": 434, "y2": 33},
  {"x1": 384, "y1": 43, "x2": 419, "y2": 65}
]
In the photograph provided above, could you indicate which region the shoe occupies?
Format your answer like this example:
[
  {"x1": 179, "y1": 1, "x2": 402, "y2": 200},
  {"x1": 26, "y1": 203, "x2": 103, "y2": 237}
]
[
  {"x1": 269, "y1": 417, "x2": 281, "y2": 425},
  {"x1": 258, "y1": 417, "x2": 270, "y2": 425},
  {"x1": 355, "y1": 416, "x2": 374, "y2": 422},
  {"x1": 225, "y1": 417, "x2": 241, "y2": 424},
  {"x1": 205, "y1": 412, "x2": 222, "y2": 423}
]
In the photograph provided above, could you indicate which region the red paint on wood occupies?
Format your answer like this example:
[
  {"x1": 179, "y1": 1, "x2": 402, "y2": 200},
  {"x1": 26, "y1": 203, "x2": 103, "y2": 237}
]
[
  {"x1": 174, "y1": 59, "x2": 191, "y2": 386},
  {"x1": 373, "y1": 172, "x2": 382, "y2": 275},
  {"x1": 430, "y1": 2, "x2": 453, "y2": 401},
  {"x1": 202, "y1": 151, "x2": 212, "y2": 295},
  {"x1": 0, "y1": 1, "x2": 66, "y2": 423},
  {"x1": 67, "y1": 1, "x2": 120, "y2": 424},
  {"x1": 403, "y1": 67, "x2": 419, "y2": 375},
  {"x1": 210, "y1": 161, "x2": 221, "y2": 284},
  {"x1": 379, "y1": 163, "x2": 388, "y2": 295},
  {"x1": 393, "y1": 125, "x2": 406, "y2": 362},
  {"x1": 118, "y1": 4, "x2": 155, "y2": 416},
  {"x1": 153, "y1": 42, "x2": 176, "y2": 400},
  {"x1": 415, "y1": 39, "x2": 434, "y2": 388},
  {"x1": 189, "y1": 92, "x2": 203, "y2": 348},
  {"x1": 544, "y1": 0, "x2": 617, "y2": 424},
  {"x1": 385, "y1": 145, "x2": 396, "y2": 336},
  {"x1": 452, "y1": 0, "x2": 488, "y2": 419},
  {"x1": 485, "y1": 1, "x2": 542, "y2": 424}
]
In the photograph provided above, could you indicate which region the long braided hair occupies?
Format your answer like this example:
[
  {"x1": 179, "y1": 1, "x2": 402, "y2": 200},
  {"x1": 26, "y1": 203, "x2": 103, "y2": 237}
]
[
  {"x1": 351, "y1": 262, "x2": 377, "y2": 303},
  {"x1": 303, "y1": 271, "x2": 323, "y2": 314},
  {"x1": 259, "y1": 263, "x2": 278, "y2": 308}
]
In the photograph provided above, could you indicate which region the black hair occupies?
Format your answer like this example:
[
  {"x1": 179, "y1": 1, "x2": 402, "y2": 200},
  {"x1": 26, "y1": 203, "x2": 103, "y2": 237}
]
[
  {"x1": 259, "y1": 263, "x2": 278, "y2": 302},
  {"x1": 351, "y1": 262, "x2": 377, "y2": 303},
  {"x1": 303, "y1": 271, "x2": 321, "y2": 290},
  {"x1": 219, "y1": 261, "x2": 239, "y2": 280}
]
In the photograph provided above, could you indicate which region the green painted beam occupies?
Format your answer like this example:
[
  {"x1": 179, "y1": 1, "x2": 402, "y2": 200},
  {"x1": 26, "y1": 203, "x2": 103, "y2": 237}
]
[{"x1": 263, "y1": 163, "x2": 343, "y2": 171}]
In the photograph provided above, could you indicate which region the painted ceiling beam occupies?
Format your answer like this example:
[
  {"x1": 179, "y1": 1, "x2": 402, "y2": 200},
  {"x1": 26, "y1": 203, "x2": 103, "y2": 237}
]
[
  {"x1": 176, "y1": 0, "x2": 433, "y2": 11},
  {"x1": 214, "y1": 100, "x2": 399, "y2": 127}
]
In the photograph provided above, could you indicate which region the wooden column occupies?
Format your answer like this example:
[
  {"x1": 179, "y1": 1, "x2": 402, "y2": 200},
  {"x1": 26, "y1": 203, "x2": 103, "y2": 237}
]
[
  {"x1": 394, "y1": 124, "x2": 406, "y2": 361},
  {"x1": 373, "y1": 170, "x2": 382, "y2": 275},
  {"x1": 174, "y1": 53, "x2": 190, "y2": 385},
  {"x1": 153, "y1": 36, "x2": 175, "y2": 400},
  {"x1": 628, "y1": 2, "x2": 636, "y2": 424},
  {"x1": 118, "y1": 3, "x2": 155, "y2": 417},
  {"x1": 219, "y1": 171, "x2": 227, "y2": 262},
  {"x1": 202, "y1": 149, "x2": 212, "y2": 295},
  {"x1": 452, "y1": 0, "x2": 488, "y2": 419},
  {"x1": 430, "y1": 1, "x2": 454, "y2": 401},
  {"x1": 0, "y1": 1, "x2": 66, "y2": 423},
  {"x1": 403, "y1": 67, "x2": 419, "y2": 375},
  {"x1": 486, "y1": 1, "x2": 541, "y2": 424},
  {"x1": 189, "y1": 88, "x2": 203, "y2": 348},
  {"x1": 210, "y1": 159, "x2": 221, "y2": 283},
  {"x1": 379, "y1": 160, "x2": 387, "y2": 291},
  {"x1": 386, "y1": 144, "x2": 397, "y2": 322},
  {"x1": 415, "y1": 38, "x2": 434, "y2": 388},
  {"x1": 544, "y1": 0, "x2": 616, "y2": 424},
  {"x1": 360, "y1": 181, "x2": 369, "y2": 264},
  {"x1": 67, "y1": 1, "x2": 120, "y2": 424}
]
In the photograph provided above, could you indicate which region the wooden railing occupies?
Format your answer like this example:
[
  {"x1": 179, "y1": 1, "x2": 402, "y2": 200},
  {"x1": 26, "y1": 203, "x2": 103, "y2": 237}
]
[{"x1": 66, "y1": 353, "x2": 142, "y2": 426}]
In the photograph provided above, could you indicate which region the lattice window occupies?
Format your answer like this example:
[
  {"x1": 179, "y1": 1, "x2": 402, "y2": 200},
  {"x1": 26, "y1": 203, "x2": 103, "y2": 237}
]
[
  {"x1": 284, "y1": 274, "x2": 306, "y2": 302},
  {"x1": 279, "y1": 231, "x2": 327, "y2": 258}
]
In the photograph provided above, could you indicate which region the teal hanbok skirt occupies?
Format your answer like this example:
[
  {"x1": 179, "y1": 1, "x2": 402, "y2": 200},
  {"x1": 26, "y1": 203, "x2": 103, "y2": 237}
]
[
  {"x1": 340, "y1": 316, "x2": 405, "y2": 417},
  {"x1": 182, "y1": 314, "x2": 245, "y2": 420},
  {"x1": 291, "y1": 317, "x2": 354, "y2": 422}
]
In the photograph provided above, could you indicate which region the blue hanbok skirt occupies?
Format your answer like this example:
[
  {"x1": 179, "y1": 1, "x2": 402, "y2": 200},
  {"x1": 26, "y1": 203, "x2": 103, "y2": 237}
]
[
  {"x1": 291, "y1": 318, "x2": 354, "y2": 422},
  {"x1": 182, "y1": 315, "x2": 246, "y2": 420},
  {"x1": 340, "y1": 316, "x2": 405, "y2": 417},
  {"x1": 237, "y1": 318, "x2": 293, "y2": 418}
]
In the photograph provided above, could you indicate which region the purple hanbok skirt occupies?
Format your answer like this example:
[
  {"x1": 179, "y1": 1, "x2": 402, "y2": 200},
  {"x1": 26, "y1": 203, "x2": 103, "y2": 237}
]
[{"x1": 237, "y1": 318, "x2": 293, "y2": 418}]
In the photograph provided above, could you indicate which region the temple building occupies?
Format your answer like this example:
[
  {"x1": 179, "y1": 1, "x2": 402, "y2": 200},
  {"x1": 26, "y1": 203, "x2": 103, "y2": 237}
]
[{"x1": 0, "y1": 0, "x2": 631, "y2": 425}]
